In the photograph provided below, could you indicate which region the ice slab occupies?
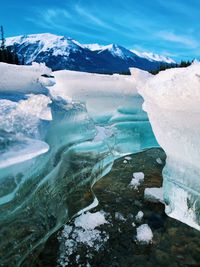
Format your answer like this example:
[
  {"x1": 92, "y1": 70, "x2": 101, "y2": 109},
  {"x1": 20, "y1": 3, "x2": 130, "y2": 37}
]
[
  {"x1": 139, "y1": 62, "x2": 200, "y2": 230},
  {"x1": 0, "y1": 135, "x2": 49, "y2": 169},
  {"x1": 0, "y1": 62, "x2": 54, "y2": 94},
  {"x1": 0, "y1": 64, "x2": 158, "y2": 266}
]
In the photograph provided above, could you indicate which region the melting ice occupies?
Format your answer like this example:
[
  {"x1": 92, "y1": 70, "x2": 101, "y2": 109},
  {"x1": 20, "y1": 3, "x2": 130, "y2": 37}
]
[
  {"x1": 1, "y1": 60, "x2": 199, "y2": 267},
  {"x1": 139, "y1": 62, "x2": 200, "y2": 231},
  {"x1": 0, "y1": 63, "x2": 157, "y2": 266}
]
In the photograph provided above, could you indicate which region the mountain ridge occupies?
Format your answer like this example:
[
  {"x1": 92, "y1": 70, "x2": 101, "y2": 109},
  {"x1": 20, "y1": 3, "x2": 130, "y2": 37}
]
[{"x1": 6, "y1": 33, "x2": 175, "y2": 74}]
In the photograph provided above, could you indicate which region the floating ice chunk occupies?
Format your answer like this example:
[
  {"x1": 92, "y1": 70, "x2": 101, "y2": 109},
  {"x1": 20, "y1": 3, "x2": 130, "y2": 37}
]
[
  {"x1": 115, "y1": 212, "x2": 126, "y2": 222},
  {"x1": 133, "y1": 172, "x2": 145, "y2": 180},
  {"x1": 58, "y1": 211, "x2": 109, "y2": 266},
  {"x1": 74, "y1": 211, "x2": 108, "y2": 230},
  {"x1": 125, "y1": 156, "x2": 132, "y2": 160},
  {"x1": 74, "y1": 228, "x2": 103, "y2": 247},
  {"x1": 129, "y1": 172, "x2": 145, "y2": 189},
  {"x1": 144, "y1": 187, "x2": 164, "y2": 203},
  {"x1": 135, "y1": 211, "x2": 144, "y2": 222},
  {"x1": 136, "y1": 224, "x2": 153, "y2": 244},
  {"x1": 156, "y1": 158, "x2": 162, "y2": 165}
]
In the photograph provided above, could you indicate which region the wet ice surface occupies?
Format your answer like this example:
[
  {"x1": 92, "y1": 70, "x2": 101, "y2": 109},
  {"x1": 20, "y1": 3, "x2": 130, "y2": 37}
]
[
  {"x1": 1, "y1": 64, "x2": 200, "y2": 266},
  {"x1": 139, "y1": 63, "x2": 200, "y2": 230},
  {"x1": 0, "y1": 65, "x2": 159, "y2": 267},
  {"x1": 34, "y1": 149, "x2": 200, "y2": 267}
]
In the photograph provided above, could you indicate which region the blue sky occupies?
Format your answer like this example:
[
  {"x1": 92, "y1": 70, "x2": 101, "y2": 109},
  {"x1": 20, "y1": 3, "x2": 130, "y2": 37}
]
[{"x1": 1, "y1": 0, "x2": 200, "y2": 60}]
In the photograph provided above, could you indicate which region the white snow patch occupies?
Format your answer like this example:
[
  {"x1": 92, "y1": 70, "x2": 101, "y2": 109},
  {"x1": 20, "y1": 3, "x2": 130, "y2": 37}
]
[
  {"x1": 6, "y1": 33, "x2": 82, "y2": 63},
  {"x1": 84, "y1": 43, "x2": 105, "y2": 51},
  {"x1": 131, "y1": 50, "x2": 175, "y2": 64}
]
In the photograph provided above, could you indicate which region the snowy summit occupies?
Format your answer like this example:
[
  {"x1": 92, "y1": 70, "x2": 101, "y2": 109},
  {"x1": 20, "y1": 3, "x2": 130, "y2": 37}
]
[{"x1": 6, "y1": 33, "x2": 175, "y2": 73}]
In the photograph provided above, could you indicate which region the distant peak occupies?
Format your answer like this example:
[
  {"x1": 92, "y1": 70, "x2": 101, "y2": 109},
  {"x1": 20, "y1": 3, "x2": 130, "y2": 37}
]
[{"x1": 131, "y1": 49, "x2": 175, "y2": 64}]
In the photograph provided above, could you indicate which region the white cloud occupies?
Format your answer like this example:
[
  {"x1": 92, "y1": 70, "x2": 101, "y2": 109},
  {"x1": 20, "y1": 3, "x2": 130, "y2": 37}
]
[
  {"x1": 158, "y1": 31, "x2": 198, "y2": 48},
  {"x1": 74, "y1": 4, "x2": 116, "y2": 31}
]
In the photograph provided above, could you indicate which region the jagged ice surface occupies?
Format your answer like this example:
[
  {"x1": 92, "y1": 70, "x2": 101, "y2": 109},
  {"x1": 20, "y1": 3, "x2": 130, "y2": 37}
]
[
  {"x1": 0, "y1": 63, "x2": 158, "y2": 266},
  {"x1": 139, "y1": 62, "x2": 200, "y2": 230}
]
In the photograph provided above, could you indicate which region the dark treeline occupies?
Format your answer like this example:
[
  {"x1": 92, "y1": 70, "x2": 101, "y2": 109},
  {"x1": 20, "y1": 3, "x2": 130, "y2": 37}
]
[
  {"x1": 150, "y1": 60, "x2": 193, "y2": 75},
  {"x1": 0, "y1": 26, "x2": 19, "y2": 64}
]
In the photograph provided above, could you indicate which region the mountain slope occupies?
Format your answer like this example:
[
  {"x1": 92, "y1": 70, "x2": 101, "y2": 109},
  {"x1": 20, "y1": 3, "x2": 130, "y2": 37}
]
[
  {"x1": 131, "y1": 50, "x2": 175, "y2": 64},
  {"x1": 6, "y1": 33, "x2": 175, "y2": 73}
]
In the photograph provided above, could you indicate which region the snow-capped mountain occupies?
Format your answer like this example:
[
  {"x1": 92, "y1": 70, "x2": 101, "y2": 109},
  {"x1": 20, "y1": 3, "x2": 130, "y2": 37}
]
[
  {"x1": 131, "y1": 50, "x2": 175, "y2": 64},
  {"x1": 6, "y1": 33, "x2": 175, "y2": 73}
]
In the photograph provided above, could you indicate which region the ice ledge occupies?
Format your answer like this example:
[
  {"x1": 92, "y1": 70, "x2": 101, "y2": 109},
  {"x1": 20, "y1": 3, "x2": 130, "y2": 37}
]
[{"x1": 137, "y1": 62, "x2": 200, "y2": 230}]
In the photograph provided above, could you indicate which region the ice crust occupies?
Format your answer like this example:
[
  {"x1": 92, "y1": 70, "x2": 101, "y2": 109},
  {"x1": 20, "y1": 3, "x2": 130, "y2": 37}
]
[
  {"x1": 0, "y1": 63, "x2": 158, "y2": 266},
  {"x1": 1, "y1": 60, "x2": 200, "y2": 266},
  {"x1": 139, "y1": 62, "x2": 200, "y2": 230},
  {"x1": 0, "y1": 62, "x2": 54, "y2": 94}
]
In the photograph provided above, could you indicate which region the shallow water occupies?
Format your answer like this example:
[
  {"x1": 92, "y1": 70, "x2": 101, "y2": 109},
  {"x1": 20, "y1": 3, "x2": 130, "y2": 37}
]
[
  {"x1": 0, "y1": 94, "x2": 158, "y2": 267},
  {"x1": 30, "y1": 148, "x2": 200, "y2": 267}
]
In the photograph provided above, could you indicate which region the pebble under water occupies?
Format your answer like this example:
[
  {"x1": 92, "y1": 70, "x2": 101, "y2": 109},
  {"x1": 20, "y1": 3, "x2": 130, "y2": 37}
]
[{"x1": 25, "y1": 148, "x2": 200, "y2": 267}]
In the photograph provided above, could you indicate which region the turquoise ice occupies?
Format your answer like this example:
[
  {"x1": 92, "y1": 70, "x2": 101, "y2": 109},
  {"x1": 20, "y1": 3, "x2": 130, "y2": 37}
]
[{"x1": 0, "y1": 64, "x2": 158, "y2": 266}]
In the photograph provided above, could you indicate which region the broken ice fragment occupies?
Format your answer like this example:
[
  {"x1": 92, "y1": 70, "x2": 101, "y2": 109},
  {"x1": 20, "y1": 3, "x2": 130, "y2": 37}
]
[
  {"x1": 144, "y1": 187, "x2": 164, "y2": 204},
  {"x1": 125, "y1": 156, "x2": 132, "y2": 160},
  {"x1": 135, "y1": 211, "x2": 144, "y2": 222},
  {"x1": 156, "y1": 158, "x2": 162, "y2": 165},
  {"x1": 136, "y1": 224, "x2": 153, "y2": 244},
  {"x1": 129, "y1": 172, "x2": 145, "y2": 189},
  {"x1": 74, "y1": 211, "x2": 108, "y2": 230}
]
